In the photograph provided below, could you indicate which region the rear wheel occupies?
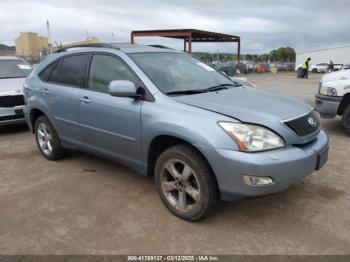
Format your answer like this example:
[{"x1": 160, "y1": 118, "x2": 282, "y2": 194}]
[
  {"x1": 154, "y1": 144, "x2": 219, "y2": 221},
  {"x1": 342, "y1": 105, "x2": 350, "y2": 135},
  {"x1": 35, "y1": 116, "x2": 66, "y2": 160}
]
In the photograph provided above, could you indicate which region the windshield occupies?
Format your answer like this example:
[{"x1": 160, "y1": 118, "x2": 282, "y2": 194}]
[
  {"x1": 129, "y1": 52, "x2": 234, "y2": 94},
  {"x1": 0, "y1": 59, "x2": 32, "y2": 79}
]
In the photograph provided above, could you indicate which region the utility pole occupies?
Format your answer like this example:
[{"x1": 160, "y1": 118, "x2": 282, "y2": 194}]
[{"x1": 46, "y1": 20, "x2": 52, "y2": 54}]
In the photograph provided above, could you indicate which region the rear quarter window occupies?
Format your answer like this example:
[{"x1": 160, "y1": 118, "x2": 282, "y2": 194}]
[
  {"x1": 57, "y1": 54, "x2": 88, "y2": 87},
  {"x1": 39, "y1": 60, "x2": 60, "y2": 82}
]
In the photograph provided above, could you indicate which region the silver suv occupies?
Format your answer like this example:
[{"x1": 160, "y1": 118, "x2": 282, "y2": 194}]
[
  {"x1": 24, "y1": 43, "x2": 329, "y2": 221},
  {"x1": 0, "y1": 56, "x2": 32, "y2": 126}
]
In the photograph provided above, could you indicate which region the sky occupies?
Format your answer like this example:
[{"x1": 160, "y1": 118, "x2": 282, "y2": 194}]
[{"x1": 1, "y1": 0, "x2": 349, "y2": 54}]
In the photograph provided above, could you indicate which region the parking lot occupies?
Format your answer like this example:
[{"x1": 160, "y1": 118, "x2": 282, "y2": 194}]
[{"x1": 0, "y1": 72, "x2": 349, "y2": 255}]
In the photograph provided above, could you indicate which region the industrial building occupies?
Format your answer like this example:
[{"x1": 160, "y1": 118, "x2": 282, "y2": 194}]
[
  {"x1": 56, "y1": 36, "x2": 99, "y2": 51},
  {"x1": 13, "y1": 32, "x2": 99, "y2": 63},
  {"x1": 296, "y1": 44, "x2": 350, "y2": 66},
  {"x1": 15, "y1": 32, "x2": 49, "y2": 56}
]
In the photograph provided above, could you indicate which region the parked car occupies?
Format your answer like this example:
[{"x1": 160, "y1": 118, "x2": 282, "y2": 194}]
[
  {"x1": 315, "y1": 69, "x2": 350, "y2": 134},
  {"x1": 271, "y1": 62, "x2": 287, "y2": 72},
  {"x1": 342, "y1": 64, "x2": 350, "y2": 70},
  {"x1": 295, "y1": 63, "x2": 329, "y2": 73},
  {"x1": 333, "y1": 64, "x2": 343, "y2": 71},
  {"x1": 24, "y1": 43, "x2": 329, "y2": 221},
  {"x1": 0, "y1": 56, "x2": 32, "y2": 126},
  {"x1": 310, "y1": 63, "x2": 329, "y2": 73},
  {"x1": 256, "y1": 62, "x2": 270, "y2": 73}
]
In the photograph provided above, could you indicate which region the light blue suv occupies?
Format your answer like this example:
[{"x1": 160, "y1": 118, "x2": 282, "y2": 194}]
[{"x1": 24, "y1": 43, "x2": 329, "y2": 221}]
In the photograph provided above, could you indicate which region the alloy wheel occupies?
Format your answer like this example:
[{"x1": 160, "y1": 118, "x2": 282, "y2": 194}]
[
  {"x1": 160, "y1": 159, "x2": 201, "y2": 212},
  {"x1": 37, "y1": 123, "x2": 53, "y2": 155}
]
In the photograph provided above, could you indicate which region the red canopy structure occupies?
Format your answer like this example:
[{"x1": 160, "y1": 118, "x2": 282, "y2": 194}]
[{"x1": 130, "y1": 29, "x2": 241, "y2": 63}]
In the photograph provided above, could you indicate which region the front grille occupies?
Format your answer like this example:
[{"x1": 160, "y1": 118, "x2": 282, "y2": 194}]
[
  {"x1": 0, "y1": 95, "x2": 24, "y2": 108},
  {"x1": 283, "y1": 110, "x2": 320, "y2": 137}
]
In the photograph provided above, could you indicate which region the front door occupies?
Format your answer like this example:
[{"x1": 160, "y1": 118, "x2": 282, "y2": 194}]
[{"x1": 79, "y1": 53, "x2": 143, "y2": 166}]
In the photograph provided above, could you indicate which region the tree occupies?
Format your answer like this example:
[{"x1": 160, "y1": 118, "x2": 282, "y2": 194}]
[{"x1": 269, "y1": 47, "x2": 295, "y2": 62}]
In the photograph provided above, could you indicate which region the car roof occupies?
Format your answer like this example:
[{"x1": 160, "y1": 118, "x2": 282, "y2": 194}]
[
  {"x1": 35, "y1": 43, "x2": 182, "y2": 76},
  {"x1": 56, "y1": 43, "x2": 180, "y2": 54}
]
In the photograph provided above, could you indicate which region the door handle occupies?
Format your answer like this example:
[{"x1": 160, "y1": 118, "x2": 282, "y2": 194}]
[
  {"x1": 80, "y1": 96, "x2": 90, "y2": 104},
  {"x1": 41, "y1": 88, "x2": 49, "y2": 95}
]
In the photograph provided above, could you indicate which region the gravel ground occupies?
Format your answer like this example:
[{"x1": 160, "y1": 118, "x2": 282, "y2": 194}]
[{"x1": 0, "y1": 72, "x2": 349, "y2": 255}]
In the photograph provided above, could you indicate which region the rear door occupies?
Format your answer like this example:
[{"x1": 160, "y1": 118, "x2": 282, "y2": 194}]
[
  {"x1": 79, "y1": 53, "x2": 143, "y2": 166},
  {"x1": 39, "y1": 53, "x2": 89, "y2": 145}
]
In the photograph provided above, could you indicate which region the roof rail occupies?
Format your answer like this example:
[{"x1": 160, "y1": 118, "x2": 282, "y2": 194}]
[
  {"x1": 148, "y1": 45, "x2": 174, "y2": 50},
  {"x1": 55, "y1": 43, "x2": 118, "y2": 53}
]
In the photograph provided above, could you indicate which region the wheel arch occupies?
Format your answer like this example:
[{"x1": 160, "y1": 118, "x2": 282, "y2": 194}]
[
  {"x1": 146, "y1": 134, "x2": 215, "y2": 181},
  {"x1": 337, "y1": 93, "x2": 350, "y2": 115},
  {"x1": 29, "y1": 108, "x2": 48, "y2": 133}
]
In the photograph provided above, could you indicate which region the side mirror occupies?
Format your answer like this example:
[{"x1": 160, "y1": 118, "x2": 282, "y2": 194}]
[{"x1": 108, "y1": 80, "x2": 142, "y2": 99}]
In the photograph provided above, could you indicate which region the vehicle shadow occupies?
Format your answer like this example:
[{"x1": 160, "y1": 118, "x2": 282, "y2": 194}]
[{"x1": 0, "y1": 124, "x2": 29, "y2": 135}]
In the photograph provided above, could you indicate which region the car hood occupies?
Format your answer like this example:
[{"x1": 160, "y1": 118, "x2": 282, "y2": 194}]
[
  {"x1": 0, "y1": 78, "x2": 25, "y2": 96},
  {"x1": 322, "y1": 70, "x2": 350, "y2": 82},
  {"x1": 172, "y1": 87, "x2": 313, "y2": 143}
]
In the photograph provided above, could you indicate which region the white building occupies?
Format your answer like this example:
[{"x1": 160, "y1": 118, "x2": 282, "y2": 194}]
[{"x1": 296, "y1": 44, "x2": 350, "y2": 66}]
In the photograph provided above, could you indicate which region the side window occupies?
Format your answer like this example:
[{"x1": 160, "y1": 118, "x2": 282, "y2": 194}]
[
  {"x1": 58, "y1": 54, "x2": 88, "y2": 87},
  {"x1": 88, "y1": 54, "x2": 138, "y2": 93},
  {"x1": 39, "y1": 60, "x2": 59, "y2": 82},
  {"x1": 49, "y1": 60, "x2": 60, "y2": 82}
]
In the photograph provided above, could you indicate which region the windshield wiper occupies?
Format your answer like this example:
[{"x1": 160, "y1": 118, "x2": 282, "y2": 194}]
[
  {"x1": 166, "y1": 83, "x2": 239, "y2": 96},
  {"x1": 200, "y1": 83, "x2": 241, "y2": 92},
  {"x1": 205, "y1": 84, "x2": 233, "y2": 91},
  {"x1": 166, "y1": 89, "x2": 207, "y2": 95}
]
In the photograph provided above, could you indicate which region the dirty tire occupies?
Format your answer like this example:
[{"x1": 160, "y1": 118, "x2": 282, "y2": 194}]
[
  {"x1": 154, "y1": 144, "x2": 219, "y2": 221},
  {"x1": 35, "y1": 115, "x2": 66, "y2": 160},
  {"x1": 342, "y1": 105, "x2": 350, "y2": 135}
]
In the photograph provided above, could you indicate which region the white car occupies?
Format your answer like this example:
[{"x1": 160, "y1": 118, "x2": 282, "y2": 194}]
[
  {"x1": 310, "y1": 63, "x2": 329, "y2": 73},
  {"x1": 295, "y1": 63, "x2": 329, "y2": 73},
  {"x1": 0, "y1": 56, "x2": 32, "y2": 126},
  {"x1": 334, "y1": 64, "x2": 343, "y2": 71},
  {"x1": 315, "y1": 69, "x2": 350, "y2": 134}
]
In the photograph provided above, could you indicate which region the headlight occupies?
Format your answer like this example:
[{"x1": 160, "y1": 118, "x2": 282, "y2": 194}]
[
  {"x1": 319, "y1": 85, "x2": 337, "y2": 96},
  {"x1": 218, "y1": 122, "x2": 285, "y2": 152}
]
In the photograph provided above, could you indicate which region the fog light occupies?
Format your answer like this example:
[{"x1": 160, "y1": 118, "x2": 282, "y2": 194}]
[{"x1": 242, "y1": 174, "x2": 274, "y2": 186}]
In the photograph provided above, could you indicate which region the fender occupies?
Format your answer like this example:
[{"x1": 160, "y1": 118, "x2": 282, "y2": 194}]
[
  {"x1": 143, "y1": 124, "x2": 213, "y2": 164},
  {"x1": 25, "y1": 91, "x2": 54, "y2": 132}
]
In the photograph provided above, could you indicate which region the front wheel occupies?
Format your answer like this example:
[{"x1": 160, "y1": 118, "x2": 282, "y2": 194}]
[
  {"x1": 154, "y1": 144, "x2": 219, "y2": 221},
  {"x1": 342, "y1": 105, "x2": 350, "y2": 135},
  {"x1": 35, "y1": 115, "x2": 67, "y2": 160}
]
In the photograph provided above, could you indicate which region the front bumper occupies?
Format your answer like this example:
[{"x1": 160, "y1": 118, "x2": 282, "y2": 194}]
[
  {"x1": 203, "y1": 129, "x2": 329, "y2": 200},
  {"x1": 0, "y1": 105, "x2": 26, "y2": 126},
  {"x1": 315, "y1": 94, "x2": 342, "y2": 118}
]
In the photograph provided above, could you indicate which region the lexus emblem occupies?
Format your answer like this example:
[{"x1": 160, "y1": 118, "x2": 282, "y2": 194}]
[{"x1": 307, "y1": 117, "x2": 317, "y2": 127}]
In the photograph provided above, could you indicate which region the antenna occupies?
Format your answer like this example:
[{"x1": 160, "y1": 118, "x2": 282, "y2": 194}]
[{"x1": 46, "y1": 20, "x2": 52, "y2": 54}]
